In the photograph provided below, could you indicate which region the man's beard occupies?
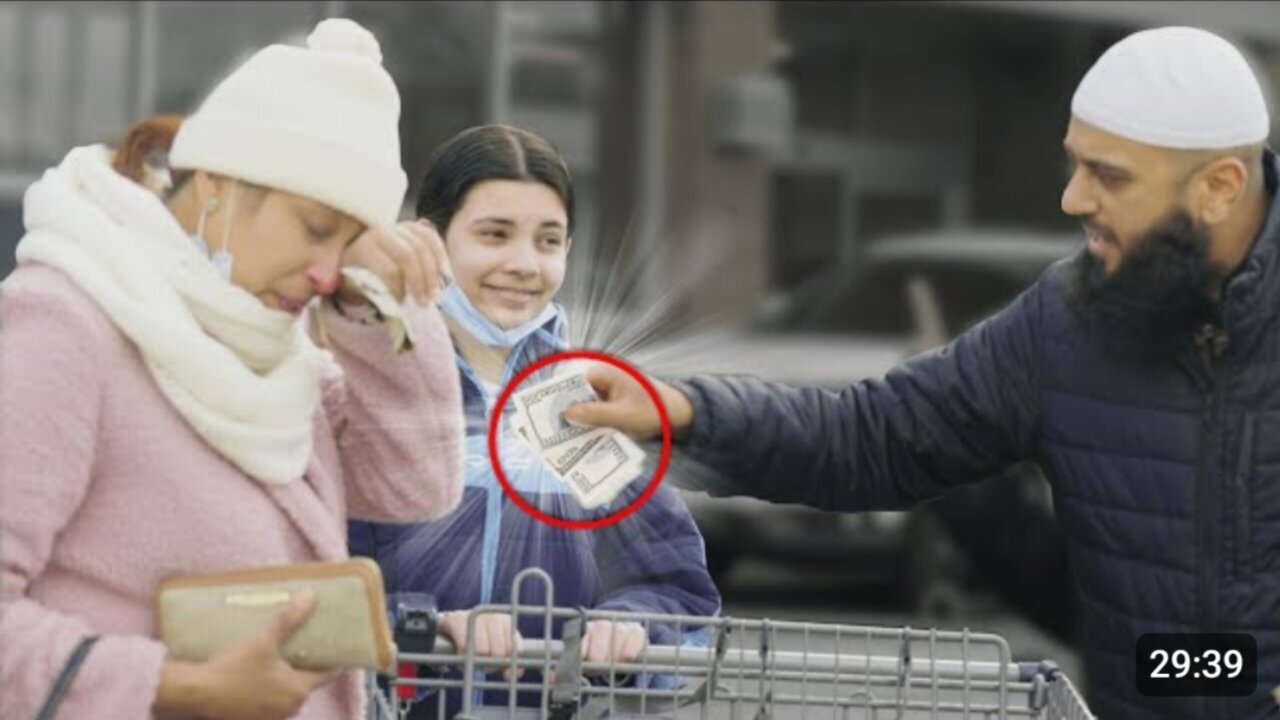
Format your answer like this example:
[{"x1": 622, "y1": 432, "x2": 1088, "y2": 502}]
[{"x1": 1064, "y1": 210, "x2": 1217, "y2": 362}]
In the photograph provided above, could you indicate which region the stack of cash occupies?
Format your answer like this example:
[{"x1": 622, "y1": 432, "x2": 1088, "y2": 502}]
[{"x1": 509, "y1": 366, "x2": 646, "y2": 509}]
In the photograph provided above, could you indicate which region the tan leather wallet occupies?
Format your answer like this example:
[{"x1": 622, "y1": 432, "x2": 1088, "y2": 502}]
[{"x1": 156, "y1": 558, "x2": 394, "y2": 672}]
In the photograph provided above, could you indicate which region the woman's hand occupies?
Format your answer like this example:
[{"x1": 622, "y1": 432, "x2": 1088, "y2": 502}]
[
  {"x1": 342, "y1": 220, "x2": 452, "y2": 306},
  {"x1": 581, "y1": 620, "x2": 647, "y2": 665},
  {"x1": 439, "y1": 610, "x2": 525, "y2": 678},
  {"x1": 153, "y1": 592, "x2": 339, "y2": 720}
]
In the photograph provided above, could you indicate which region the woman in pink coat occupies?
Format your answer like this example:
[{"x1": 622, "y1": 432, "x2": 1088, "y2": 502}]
[{"x1": 0, "y1": 18, "x2": 463, "y2": 720}]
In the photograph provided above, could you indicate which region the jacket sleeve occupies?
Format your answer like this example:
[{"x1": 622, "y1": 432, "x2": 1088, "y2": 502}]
[
  {"x1": 592, "y1": 485, "x2": 722, "y2": 646},
  {"x1": 312, "y1": 298, "x2": 465, "y2": 524},
  {"x1": 347, "y1": 519, "x2": 377, "y2": 560},
  {"x1": 0, "y1": 271, "x2": 168, "y2": 720},
  {"x1": 670, "y1": 278, "x2": 1046, "y2": 513}
]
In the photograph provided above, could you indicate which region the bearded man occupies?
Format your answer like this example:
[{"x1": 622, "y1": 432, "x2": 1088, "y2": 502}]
[{"x1": 565, "y1": 26, "x2": 1279, "y2": 719}]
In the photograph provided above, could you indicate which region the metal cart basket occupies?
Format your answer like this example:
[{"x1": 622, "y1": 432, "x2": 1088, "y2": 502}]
[{"x1": 373, "y1": 569, "x2": 1093, "y2": 720}]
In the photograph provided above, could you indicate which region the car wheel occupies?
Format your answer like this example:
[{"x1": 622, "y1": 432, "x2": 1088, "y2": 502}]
[
  {"x1": 900, "y1": 508, "x2": 969, "y2": 613},
  {"x1": 704, "y1": 538, "x2": 736, "y2": 582}
]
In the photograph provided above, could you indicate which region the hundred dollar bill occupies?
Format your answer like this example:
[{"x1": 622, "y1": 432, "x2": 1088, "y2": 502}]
[
  {"x1": 508, "y1": 367, "x2": 646, "y2": 508},
  {"x1": 562, "y1": 433, "x2": 644, "y2": 508},
  {"x1": 511, "y1": 372, "x2": 599, "y2": 451},
  {"x1": 542, "y1": 430, "x2": 643, "y2": 509}
]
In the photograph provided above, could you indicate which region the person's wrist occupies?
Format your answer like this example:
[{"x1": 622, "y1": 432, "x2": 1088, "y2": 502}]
[
  {"x1": 153, "y1": 659, "x2": 212, "y2": 718},
  {"x1": 658, "y1": 382, "x2": 695, "y2": 442}
]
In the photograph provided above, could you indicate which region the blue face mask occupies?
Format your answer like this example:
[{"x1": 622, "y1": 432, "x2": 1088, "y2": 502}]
[
  {"x1": 190, "y1": 184, "x2": 237, "y2": 283},
  {"x1": 190, "y1": 233, "x2": 233, "y2": 282},
  {"x1": 439, "y1": 281, "x2": 561, "y2": 349}
]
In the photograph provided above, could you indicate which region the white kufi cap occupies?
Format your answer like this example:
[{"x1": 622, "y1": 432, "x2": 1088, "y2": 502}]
[{"x1": 1072, "y1": 26, "x2": 1270, "y2": 149}]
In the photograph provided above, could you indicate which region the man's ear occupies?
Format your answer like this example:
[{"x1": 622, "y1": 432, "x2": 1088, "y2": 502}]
[{"x1": 1190, "y1": 156, "x2": 1249, "y2": 226}]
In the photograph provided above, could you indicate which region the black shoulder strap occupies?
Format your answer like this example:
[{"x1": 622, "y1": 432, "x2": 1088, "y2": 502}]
[{"x1": 32, "y1": 636, "x2": 100, "y2": 720}]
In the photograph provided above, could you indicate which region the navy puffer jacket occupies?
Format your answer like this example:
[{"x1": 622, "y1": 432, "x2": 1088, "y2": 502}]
[{"x1": 673, "y1": 153, "x2": 1280, "y2": 719}]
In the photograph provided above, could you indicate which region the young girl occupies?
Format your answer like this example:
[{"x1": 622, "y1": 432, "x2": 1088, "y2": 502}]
[
  {"x1": 1, "y1": 20, "x2": 463, "y2": 720},
  {"x1": 349, "y1": 125, "x2": 720, "y2": 716}
]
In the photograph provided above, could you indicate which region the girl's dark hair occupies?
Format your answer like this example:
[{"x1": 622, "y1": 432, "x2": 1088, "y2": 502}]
[{"x1": 415, "y1": 125, "x2": 575, "y2": 235}]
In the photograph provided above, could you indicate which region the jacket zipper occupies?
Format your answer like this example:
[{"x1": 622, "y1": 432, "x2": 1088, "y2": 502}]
[
  {"x1": 1234, "y1": 412, "x2": 1255, "y2": 580},
  {"x1": 1192, "y1": 322, "x2": 1228, "y2": 634}
]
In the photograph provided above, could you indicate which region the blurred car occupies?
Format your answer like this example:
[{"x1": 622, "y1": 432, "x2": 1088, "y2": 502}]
[
  {"x1": 755, "y1": 228, "x2": 1083, "y2": 340},
  {"x1": 635, "y1": 227, "x2": 1079, "y2": 625}
]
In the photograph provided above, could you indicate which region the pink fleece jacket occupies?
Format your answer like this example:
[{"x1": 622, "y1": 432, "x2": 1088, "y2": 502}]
[{"x1": 0, "y1": 263, "x2": 465, "y2": 719}]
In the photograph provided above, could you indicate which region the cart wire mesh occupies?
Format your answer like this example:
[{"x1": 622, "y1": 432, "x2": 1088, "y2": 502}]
[{"x1": 375, "y1": 568, "x2": 1094, "y2": 720}]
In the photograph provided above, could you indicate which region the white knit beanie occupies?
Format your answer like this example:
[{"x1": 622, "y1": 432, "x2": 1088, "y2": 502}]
[
  {"x1": 1072, "y1": 26, "x2": 1271, "y2": 150},
  {"x1": 170, "y1": 18, "x2": 407, "y2": 230}
]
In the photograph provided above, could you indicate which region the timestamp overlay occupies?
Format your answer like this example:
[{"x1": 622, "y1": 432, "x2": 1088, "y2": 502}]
[{"x1": 1136, "y1": 633, "x2": 1257, "y2": 697}]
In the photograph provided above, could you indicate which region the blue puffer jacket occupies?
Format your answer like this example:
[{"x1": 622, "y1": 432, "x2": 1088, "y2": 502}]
[
  {"x1": 671, "y1": 153, "x2": 1280, "y2": 719},
  {"x1": 350, "y1": 309, "x2": 720, "y2": 718}
]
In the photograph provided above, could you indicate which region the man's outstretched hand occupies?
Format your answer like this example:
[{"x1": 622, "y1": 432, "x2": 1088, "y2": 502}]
[{"x1": 562, "y1": 364, "x2": 695, "y2": 442}]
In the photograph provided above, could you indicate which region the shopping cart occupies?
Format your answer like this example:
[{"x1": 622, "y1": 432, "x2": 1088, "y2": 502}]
[{"x1": 371, "y1": 569, "x2": 1094, "y2": 720}]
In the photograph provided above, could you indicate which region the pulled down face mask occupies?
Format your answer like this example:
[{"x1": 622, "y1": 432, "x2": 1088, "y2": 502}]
[
  {"x1": 190, "y1": 182, "x2": 238, "y2": 283},
  {"x1": 438, "y1": 281, "x2": 561, "y2": 349}
]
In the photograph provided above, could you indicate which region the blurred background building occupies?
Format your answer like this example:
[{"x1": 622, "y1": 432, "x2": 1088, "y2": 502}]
[
  {"x1": 5, "y1": 2, "x2": 1279, "y2": 304},
  {"x1": 4, "y1": 0, "x2": 1280, "y2": 690}
]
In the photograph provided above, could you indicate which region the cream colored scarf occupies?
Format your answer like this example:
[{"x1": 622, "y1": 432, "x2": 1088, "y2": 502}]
[{"x1": 15, "y1": 145, "x2": 324, "y2": 485}]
